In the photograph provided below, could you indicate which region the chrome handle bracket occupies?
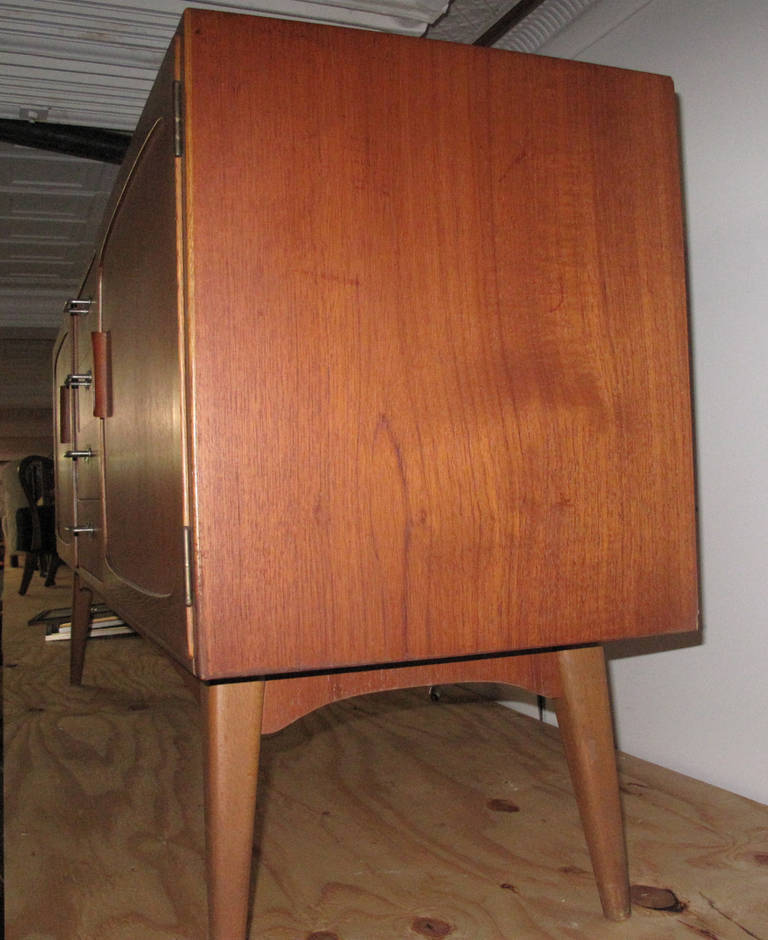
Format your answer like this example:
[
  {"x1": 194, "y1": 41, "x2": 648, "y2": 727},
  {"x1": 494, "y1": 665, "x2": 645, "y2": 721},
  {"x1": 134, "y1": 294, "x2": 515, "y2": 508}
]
[
  {"x1": 64, "y1": 298, "x2": 94, "y2": 317},
  {"x1": 64, "y1": 372, "x2": 93, "y2": 390},
  {"x1": 65, "y1": 524, "x2": 97, "y2": 535}
]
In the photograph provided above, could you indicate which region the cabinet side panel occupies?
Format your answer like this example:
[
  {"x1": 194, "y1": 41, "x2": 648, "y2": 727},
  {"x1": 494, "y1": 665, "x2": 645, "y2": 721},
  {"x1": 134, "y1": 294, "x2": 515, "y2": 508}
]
[{"x1": 184, "y1": 14, "x2": 697, "y2": 678}]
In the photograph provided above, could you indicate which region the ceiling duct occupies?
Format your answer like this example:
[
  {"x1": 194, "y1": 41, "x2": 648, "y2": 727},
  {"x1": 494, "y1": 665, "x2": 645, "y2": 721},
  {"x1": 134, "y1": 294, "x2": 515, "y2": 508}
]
[
  {"x1": 428, "y1": 0, "x2": 599, "y2": 49},
  {"x1": 0, "y1": 118, "x2": 130, "y2": 163},
  {"x1": 473, "y1": 0, "x2": 546, "y2": 47}
]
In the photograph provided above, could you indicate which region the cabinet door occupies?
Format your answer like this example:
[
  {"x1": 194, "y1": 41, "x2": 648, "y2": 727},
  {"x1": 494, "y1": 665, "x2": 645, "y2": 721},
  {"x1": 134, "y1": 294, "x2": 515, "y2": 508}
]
[
  {"x1": 73, "y1": 267, "x2": 102, "y2": 503},
  {"x1": 52, "y1": 322, "x2": 76, "y2": 566},
  {"x1": 98, "y1": 41, "x2": 191, "y2": 666}
]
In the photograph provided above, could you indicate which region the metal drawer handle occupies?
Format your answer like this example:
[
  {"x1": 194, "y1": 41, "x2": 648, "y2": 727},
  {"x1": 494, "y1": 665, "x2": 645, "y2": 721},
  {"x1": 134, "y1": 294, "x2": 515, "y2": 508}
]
[
  {"x1": 63, "y1": 448, "x2": 93, "y2": 460},
  {"x1": 64, "y1": 372, "x2": 93, "y2": 390},
  {"x1": 65, "y1": 524, "x2": 97, "y2": 535},
  {"x1": 64, "y1": 298, "x2": 93, "y2": 317}
]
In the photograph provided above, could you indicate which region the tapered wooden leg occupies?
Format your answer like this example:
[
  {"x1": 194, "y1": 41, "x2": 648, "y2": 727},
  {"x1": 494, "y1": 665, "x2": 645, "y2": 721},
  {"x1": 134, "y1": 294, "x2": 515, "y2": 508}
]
[
  {"x1": 69, "y1": 572, "x2": 93, "y2": 685},
  {"x1": 553, "y1": 645, "x2": 630, "y2": 921},
  {"x1": 202, "y1": 678, "x2": 265, "y2": 940}
]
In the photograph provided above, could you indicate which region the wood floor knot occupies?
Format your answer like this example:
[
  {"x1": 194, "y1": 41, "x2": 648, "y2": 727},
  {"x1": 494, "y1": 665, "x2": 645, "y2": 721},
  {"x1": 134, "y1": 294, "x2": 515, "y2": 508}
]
[
  {"x1": 411, "y1": 916, "x2": 455, "y2": 937},
  {"x1": 487, "y1": 797, "x2": 521, "y2": 813},
  {"x1": 630, "y1": 884, "x2": 687, "y2": 913}
]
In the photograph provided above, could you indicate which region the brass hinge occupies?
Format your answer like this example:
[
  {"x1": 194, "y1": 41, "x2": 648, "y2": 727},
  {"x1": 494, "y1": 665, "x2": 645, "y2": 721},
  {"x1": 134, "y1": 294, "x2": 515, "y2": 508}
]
[
  {"x1": 183, "y1": 525, "x2": 193, "y2": 606},
  {"x1": 173, "y1": 80, "x2": 183, "y2": 158}
]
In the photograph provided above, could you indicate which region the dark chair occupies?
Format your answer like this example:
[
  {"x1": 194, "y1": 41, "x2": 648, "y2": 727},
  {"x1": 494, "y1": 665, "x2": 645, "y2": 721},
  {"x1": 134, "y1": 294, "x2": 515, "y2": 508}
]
[{"x1": 15, "y1": 455, "x2": 62, "y2": 595}]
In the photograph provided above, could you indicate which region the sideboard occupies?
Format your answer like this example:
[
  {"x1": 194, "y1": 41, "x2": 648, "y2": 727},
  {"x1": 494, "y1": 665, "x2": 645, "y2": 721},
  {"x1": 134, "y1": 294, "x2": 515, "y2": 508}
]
[{"x1": 53, "y1": 10, "x2": 698, "y2": 938}]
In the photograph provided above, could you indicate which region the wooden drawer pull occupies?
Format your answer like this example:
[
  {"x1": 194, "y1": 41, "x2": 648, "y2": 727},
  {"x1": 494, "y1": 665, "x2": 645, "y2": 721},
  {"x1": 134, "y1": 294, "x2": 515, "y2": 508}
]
[
  {"x1": 59, "y1": 386, "x2": 72, "y2": 444},
  {"x1": 91, "y1": 331, "x2": 113, "y2": 418}
]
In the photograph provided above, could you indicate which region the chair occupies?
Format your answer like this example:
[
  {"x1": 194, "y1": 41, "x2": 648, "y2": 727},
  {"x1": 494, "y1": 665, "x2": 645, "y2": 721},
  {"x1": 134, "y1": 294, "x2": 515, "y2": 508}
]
[{"x1": 16, "y1": 455, "x2": 62, "y2": 595}]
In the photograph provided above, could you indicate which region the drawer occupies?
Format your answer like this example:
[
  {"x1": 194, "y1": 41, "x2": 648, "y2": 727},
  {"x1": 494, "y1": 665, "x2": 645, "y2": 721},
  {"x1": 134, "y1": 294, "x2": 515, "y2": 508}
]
[
  {"x1": 74, "y1": 416, "x2": 102, "y2": 501},
  {"x1": 75, "y1": 499, "x2": 103, "y2": 581}
]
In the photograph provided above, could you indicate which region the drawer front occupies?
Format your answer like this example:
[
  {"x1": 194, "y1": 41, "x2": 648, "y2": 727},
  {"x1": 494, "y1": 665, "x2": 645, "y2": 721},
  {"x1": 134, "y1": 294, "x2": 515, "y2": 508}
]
[
  {"x1": 74, "y1": 285, "x2": 103, "y2": 501},
  {"x1": 53, "y1": 323, "x2": 76, "y2": 565},
  {"x1": 74, "y1": 418, "x2": 102, "y2": 501},
  {"x1": 75, "y1": 499, "x2": 103, "y2": 581}
]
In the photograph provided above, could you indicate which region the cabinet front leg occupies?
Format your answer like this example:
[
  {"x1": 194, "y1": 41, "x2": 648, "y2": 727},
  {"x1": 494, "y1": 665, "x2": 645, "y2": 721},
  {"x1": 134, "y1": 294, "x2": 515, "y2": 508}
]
[
  {"x1": 69, "y1": 572, "x2": 93, "y2": 685},
  {"x1": 202, "y1": 678, "x2": 265, "y2": 940},
  {"x1": 553, "y1": 645, "x2": 630, "y2": 921}
]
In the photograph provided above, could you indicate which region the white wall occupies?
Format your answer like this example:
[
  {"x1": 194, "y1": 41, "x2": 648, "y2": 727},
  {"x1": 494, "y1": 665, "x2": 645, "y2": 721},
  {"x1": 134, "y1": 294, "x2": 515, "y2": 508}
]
[{"x1": 532, "y1": 0, "x2": 768, "y2": 805}]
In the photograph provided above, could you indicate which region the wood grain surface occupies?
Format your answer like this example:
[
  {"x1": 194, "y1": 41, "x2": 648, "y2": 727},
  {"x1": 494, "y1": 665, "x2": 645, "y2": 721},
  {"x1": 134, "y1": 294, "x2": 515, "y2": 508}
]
[
  {"x1": 5, "y1": 567, "x2": 765, "y2": 940},
  {"x1": 259, "y1": 651, "x2": 562, "y2": 735},
  {"x1": 181, "y1": 12, "x2": 697, "y2": 679}
]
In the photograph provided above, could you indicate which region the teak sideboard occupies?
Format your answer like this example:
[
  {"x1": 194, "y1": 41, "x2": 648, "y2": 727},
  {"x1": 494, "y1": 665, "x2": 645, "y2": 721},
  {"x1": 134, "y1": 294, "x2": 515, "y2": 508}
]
[{"x1": 53, "y1": 10, "x2": 698, "y2": 939}]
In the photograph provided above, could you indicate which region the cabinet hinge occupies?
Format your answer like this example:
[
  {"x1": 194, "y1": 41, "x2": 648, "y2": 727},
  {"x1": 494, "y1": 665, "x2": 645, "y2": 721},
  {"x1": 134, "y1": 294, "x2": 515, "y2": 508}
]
[
  {"x1": 183, "y1": 525, "x2": 194, "y2": 606},
  {"x1": 173, "y1": 80, "x2": 183, "y2": 158}
]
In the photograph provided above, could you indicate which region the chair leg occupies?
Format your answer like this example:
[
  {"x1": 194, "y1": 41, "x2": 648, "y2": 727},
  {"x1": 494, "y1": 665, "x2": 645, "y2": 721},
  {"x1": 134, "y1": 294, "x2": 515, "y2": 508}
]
[
  {"x1": 553, "y1": 645, "x2": 630, "y2": 921},
  {"x1": 44, "y1": 552, "x2": 62, "y2": 587},
  {"x1": 202, "y1": 678, "x2": 265, "y2": 940},
  {"x1": 18, "y1": 552, "x2": 36, "y2": 595},
  {"x1": 69, "y1": 573, "x2": 93, "y2": 685}
]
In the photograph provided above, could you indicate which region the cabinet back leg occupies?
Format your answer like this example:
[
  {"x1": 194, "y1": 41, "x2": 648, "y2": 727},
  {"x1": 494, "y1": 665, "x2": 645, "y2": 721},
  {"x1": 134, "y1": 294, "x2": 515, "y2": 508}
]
[
  {"x1": 553, "y1": 645, "x2": 630, "y2": 921},
  {"x1": 202, "y1": 678, "x2": 265, "y2": 940}
]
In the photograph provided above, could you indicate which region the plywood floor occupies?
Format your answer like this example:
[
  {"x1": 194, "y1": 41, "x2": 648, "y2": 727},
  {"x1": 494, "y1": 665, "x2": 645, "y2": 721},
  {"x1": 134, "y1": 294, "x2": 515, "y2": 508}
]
[{"x1": 4, "y1": 563, "x2": 768, "y2": 940}]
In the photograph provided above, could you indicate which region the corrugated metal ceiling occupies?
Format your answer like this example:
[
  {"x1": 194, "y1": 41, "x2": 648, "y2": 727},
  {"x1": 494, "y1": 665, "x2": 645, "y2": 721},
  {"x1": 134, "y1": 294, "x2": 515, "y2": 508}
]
[{"x1": 0, "y1": 0, "x2": 451, "y2": 130}]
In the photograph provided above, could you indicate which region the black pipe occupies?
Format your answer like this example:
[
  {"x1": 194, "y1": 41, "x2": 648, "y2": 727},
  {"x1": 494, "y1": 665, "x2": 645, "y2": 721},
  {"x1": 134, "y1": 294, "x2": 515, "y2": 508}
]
[
  {"x1": 473, "y1": 0, "x2": 548, "y2": 47},
  {"x1": 0, "y1": 118, "x2": 131, "y2": 164}
]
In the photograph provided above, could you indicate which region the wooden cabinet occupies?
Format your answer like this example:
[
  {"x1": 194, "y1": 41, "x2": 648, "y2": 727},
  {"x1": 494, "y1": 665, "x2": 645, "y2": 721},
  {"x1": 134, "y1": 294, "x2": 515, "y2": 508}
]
[{"x1": 54, "y1": 10, "x2": 698, "y2": 939}]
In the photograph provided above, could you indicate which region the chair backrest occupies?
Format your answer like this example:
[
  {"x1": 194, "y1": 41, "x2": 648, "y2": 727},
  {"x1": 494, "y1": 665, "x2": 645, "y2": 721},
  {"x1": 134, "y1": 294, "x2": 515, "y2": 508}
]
[
  {"x1": 1, "y1": 459, "x2": 26, "y2": 551},
  {"x1": 17, "y1": 456, "x2": 56, "y2": 552},
  {"x1": 19, "y1": 455, "x2": 55, "y2": 505}
]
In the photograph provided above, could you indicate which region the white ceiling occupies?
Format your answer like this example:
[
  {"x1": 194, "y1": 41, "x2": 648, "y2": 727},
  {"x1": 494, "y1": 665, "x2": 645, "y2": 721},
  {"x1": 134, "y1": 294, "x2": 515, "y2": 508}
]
[{"x1": 0, "y1": 0, "x2": 605, "y2": 450}]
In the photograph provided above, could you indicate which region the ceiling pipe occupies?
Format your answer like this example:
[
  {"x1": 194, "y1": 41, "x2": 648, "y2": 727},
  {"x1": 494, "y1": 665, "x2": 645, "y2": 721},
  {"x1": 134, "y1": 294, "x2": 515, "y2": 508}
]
[
  {"x1": 473, "y1": 0, "x2": 549, "y2": 46},
  {"x1": 0, "y1": 118, "x2": 131, "y2": 164}
]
